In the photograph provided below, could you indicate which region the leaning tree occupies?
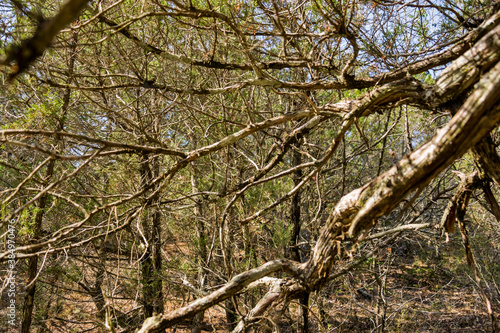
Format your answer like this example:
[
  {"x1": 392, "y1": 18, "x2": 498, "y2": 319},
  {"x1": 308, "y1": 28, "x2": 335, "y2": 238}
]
[{"x1": 1, "y1": 0, "x2": 500, "y2": 332}]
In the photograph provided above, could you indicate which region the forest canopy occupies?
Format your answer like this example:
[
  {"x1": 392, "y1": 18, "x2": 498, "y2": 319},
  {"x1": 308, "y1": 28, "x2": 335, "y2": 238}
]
[{"x1": 1, "y1": 0, "x2": 500, "y2": 332}]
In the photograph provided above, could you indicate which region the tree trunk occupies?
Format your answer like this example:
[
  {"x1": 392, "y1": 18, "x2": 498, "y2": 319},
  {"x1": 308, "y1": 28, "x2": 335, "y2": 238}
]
[
  {"x1": 136, "y1": 18, "x2": 500, "y2": 331},
  {"x1": 21, "y1": 160, "x2": 54, "y2": 333},
  {"x1": 304, "y1": 58, "x2": 500, "y2": 290},
  {"x1": 191, "y1": 163, "x2": 208, "y2": 333},
  {"x1": 139, "y1": 155, "x2": 164, "y2": 317},
  {"x1": 20, "y1": 28, "x2": 78, "y2": 332},
  {"x1": 288, "y1": 146, "x2": 302, "y2": 263},
  {"x1": 287, "y1": 141, "x2": 309, "y2": 332}
]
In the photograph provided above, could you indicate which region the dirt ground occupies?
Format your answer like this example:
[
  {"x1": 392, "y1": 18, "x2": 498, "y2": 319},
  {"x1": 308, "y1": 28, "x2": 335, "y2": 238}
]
[{"x1": 2, "y1": 235, "x2": 499, "y2": 333}]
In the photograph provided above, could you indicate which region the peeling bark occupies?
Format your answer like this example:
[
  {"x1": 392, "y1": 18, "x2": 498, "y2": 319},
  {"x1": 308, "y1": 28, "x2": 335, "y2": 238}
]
[
  {"x1": 445, "y1": 172, "x2": 499, "y2": 332},
  {"x1": 304, "y1": 59, "x2": 500, "y2": 289},
  {"x1": 439, "y1": 172, "x2": 480, "y2": 236},
  {"x1": 482, "y1": 183, "x2": 500, "y2": 223},
  {"x1": 472, "y1": 135, "x2": 500, "y2": 185}
]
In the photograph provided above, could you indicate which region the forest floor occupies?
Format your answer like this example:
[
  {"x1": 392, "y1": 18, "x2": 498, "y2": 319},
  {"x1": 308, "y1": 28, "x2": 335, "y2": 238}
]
[
  {"x1": 4, "y1": 233, "x2": 498, "y2": 333},
  {"x1": 162, "y1": 235, "x2": 500, "y2": 333}
]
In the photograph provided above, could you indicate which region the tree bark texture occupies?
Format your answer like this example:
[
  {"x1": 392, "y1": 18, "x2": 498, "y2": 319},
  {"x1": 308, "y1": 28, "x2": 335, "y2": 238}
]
[
  {"x1": 21, "y1": 160, "x2": 54, "y2": 333},
  {"x1": 138, "y1": 13, "x2": 500, "y2": 331},
  {"x1": 139, "y1": 155, "x2": 164, "y2": 317},
  {"x1": 2, "y1": 0, "x2": 90, "y2": 79}
]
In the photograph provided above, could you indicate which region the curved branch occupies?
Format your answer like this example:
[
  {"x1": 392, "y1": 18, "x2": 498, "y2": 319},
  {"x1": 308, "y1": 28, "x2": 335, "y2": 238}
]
[
  {"x1": 0, "y1": 129, "x2": 187, "y2": 158},
  {"x1": 137, "y1": 259, "x2": 302, "y2": 333},
  {"x1": 304, "y1": 58, "x2": 500, "y2": 290}
]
